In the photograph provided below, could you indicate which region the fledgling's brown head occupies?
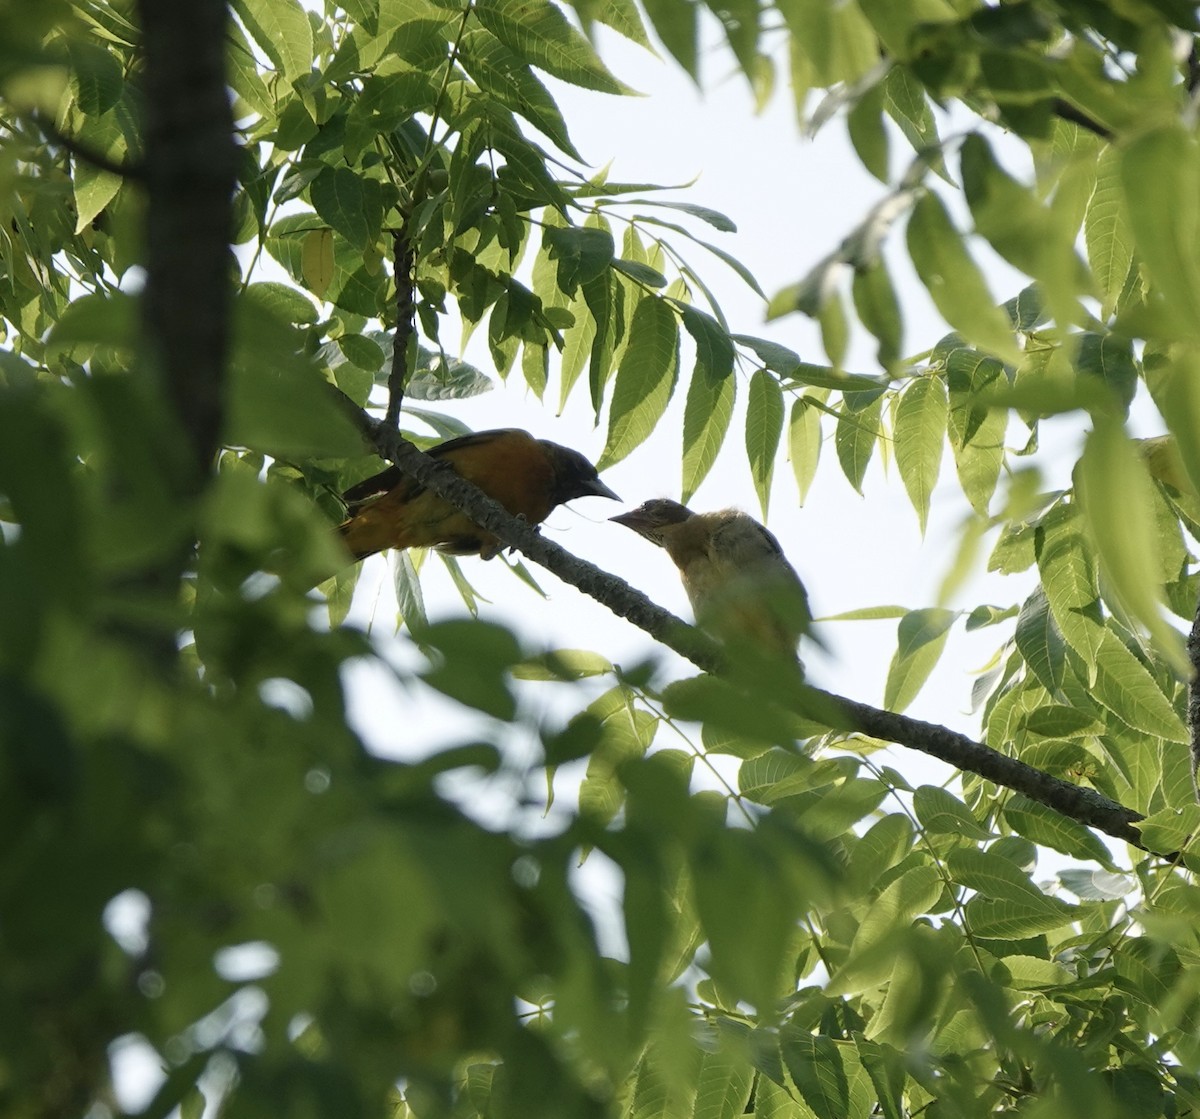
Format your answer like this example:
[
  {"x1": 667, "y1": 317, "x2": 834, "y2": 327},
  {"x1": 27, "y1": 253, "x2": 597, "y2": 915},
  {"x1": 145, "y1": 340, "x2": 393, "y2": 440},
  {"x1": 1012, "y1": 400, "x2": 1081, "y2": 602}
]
[
  {"x1": 609, "y1": 498, "x2": 694, "y2": 546},
  {"x1": 540, "y1": 440, "x2": 621, "y2": 506}
]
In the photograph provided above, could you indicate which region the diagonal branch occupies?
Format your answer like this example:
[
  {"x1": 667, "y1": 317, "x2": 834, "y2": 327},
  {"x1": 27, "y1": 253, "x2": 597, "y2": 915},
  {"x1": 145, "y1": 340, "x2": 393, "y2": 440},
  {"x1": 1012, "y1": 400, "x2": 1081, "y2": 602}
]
[
  {"x1": 337, "y1": 396, "x2": 1156, "y2": 854},
  {"x1": 34, "y1": 113, "x2": 146, "y2": 179}
]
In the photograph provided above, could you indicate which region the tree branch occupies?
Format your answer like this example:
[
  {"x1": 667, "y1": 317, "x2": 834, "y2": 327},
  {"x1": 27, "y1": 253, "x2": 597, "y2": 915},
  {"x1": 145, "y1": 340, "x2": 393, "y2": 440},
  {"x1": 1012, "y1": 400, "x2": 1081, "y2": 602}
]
[
  {"x1": 340, "y1": 399, "x2": 1156, "y2": 855},
  {"x1": 1050, "y1": 99, "x2": 1113, "y2": 141},
  {"x1": 138, "y1": 0, "x2": 239, "y2": 487},
  {"x1": 385, "y1": 228, "x2": 417, "y2": 429},
  {"x1": 34, "y1": 113, "x2": 145, "y2": 180}
]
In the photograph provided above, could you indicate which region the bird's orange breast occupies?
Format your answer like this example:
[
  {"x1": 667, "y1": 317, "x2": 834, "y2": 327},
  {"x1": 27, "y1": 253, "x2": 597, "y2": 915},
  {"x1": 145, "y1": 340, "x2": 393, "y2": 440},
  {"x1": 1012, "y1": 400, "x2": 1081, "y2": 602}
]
[{"x1": 338, "y1": 431, "x2": 559, "y2": 559}]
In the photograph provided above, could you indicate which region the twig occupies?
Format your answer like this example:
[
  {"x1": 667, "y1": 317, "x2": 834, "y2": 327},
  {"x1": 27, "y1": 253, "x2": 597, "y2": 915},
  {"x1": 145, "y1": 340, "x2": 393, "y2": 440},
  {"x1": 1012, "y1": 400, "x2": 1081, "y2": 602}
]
[
  {"x1": 337, "y1": 395, "x2": 1158, "y2": 855},
  {"x1": 1188, "y1": 594, "x2": 1200, "y2": 803},
  {"x1": 385, "y1": 229, "x2": 417, "y2": 428},
  {"x1": 35, "y1": 113, "x2": 145, "y2": 180},
  {"x1": 1050, "y1": 99, "x2": 1113, "y2": 142}
]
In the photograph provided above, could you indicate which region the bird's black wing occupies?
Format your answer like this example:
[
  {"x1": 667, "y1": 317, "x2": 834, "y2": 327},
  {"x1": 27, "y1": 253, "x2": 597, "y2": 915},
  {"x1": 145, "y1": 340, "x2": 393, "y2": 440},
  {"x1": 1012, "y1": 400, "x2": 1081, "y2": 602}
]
[{"x1": 339, "y1": 429, "x2": 527, "y2": 512}]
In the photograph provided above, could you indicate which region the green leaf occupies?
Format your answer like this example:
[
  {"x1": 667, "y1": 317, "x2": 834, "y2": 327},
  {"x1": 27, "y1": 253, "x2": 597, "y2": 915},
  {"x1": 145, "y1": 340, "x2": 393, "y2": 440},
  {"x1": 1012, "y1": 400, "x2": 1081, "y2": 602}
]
[
  {"x1": 779, "y1": 1030, "x2": 850, "y2": 1119},
  {"x1": 1144, "y1": 346, "x2": 1200, "y2": 508},
  {"x1": 835, "y1": 393, "x2": 882, "y2": 494},
  {"x1": 943, "y1": 342, "x2": 1007, "y2": 515},
  {"x1": 543, "y1": 225, "x2": 614, "y2": 295},
  {"x1": 733, "y1": 333, "x2": 800, "y2": 374},
  {"x1": 232, "y1": 0, "x2": 314, "y2": 81},
  {"x1": 1036, "y1": 509, "x2": 1104, "y2": 668},
  {"x1": 473, "y1": 0, "x2": 635, "y2": 94},
  {"x1": 1074, "y1": 333, "x2": 1137, "y2": 414},
  {"x1": 854, "y1": 1039, "x2": 906, "y2": 1119},
  {"x1": 690, "y1": 824, "x2": 817, "y2": 1010},
  {"x1": 960, "y1": 133, "x2": 1058, "y2": 281},
  {"x1": 73, "y1": 163, "x2": 122, "y2": 233},
  {"x1": 1091, "y1": 628, "x2": 1186, "y2": 743},
  {"x1": 1120, "y1": 124, "x2": 1200, "y2": 337},
  {"x1": 947, "y1": 848, "x2": 1064, "y2": 908},
  {"x1": 788, "y1": 396, "x2": 822, "y2": 505},
  {"x1": 831, "y1": 866, "x2": 942, "y2": 994},
  {"x1": 597, "y1": 297, "x2": 679, "y2": 469},
  {"x1": 852, "y1": 260, "x2": 903, "y2": 370},
  {"x1": 1085, "y1": 146, "x2": 1134, "y2": 313},
  {"x1": 893, "y1": 375, "x2": 947, "y2": 534},
  {"x1": 407, "y1": 349, "x2": 494, "y2": 400},
  {"x1": 1134, "y1": 804, "x2": 1200, "y2": 856},
  {"x1": 1018, "y1": 703, "x2": 1102, "y2": 739},
  {"x1": 912, "y1": 785, "x2": 992, "y2": 840},
  {"x1": 310, "y1": 167, "x2": 384, "y2": 249},
  {"x1": 823, "y1": 605, "x2": 908, "y2": 621},
  {"x1": 964, "y1": 894, "x2": 1076, "y2": 939},
  {"x1": 46, "y1": 291, "x2": 138, "y2": 355},
  {"x1": 245, "y1": 281, "x2": 318, "y2": 324},
  {"x1": 392, "y1": 550, "x2": 429, "y2": 634},
  {"x1": 884, "y1": 608, "x2": 956, "y2": 712},
  {"x1": 226, "y1": 301, "x2": 364, "y2": 459},
  {"x1": 579, "y1": 687, "x2": 655, "y2": 824},
  {"x1": 301, "y1": 228, "x2": 335, "y2": 299},
  {"x1": 630, "y1": 199, "x2": 739, "y2": 233},
  {"x1": 612, "y1": 257, "x2": 668, "y2": 288},
  {"x1": 693, "y1": 1046, "x2": 755, "y2": 1119},
  {"x1": 787, "y1": 364, "x2": 885, "y2": 392},
  {"x1": 337, "y1": 333, "x2": 386, "y2": 372},
  {"x1": 746, "y1": 369, "x2": 784, "y2": 518},
  {"x1": 681, "y1": 358, "x2": 734, "y2": 502},
  {"x1": 458, "y1": 30, "x2": 582, "y2": 160},
  {"x1": 1003, "y1": 794, "x2": 1117, "y2": 865},
  {"x1": 513, "y1": 649, "x2": 613, "y2": 680},
  {"x1": 641, "y1": 0, "x2": 698, "y2": 77},
  {"x1": 1057, "y1": 868, "x2": 1135, "y2": 900},
  {"x1": 780, "y1": 0, "x2": 878, "y2": 86},
  {"x1": 62, "y1": 37, "x2": 124, "y2": 115},
  {"x1": 679, "y1": 304, "x2": 735, "y2": 383},
  {"x1": 1075, "y1": 417, "x2": 1187, "y2": 672},
  {"x1": 665, "y1": 676, "x2": 807, "y2": 748},
  {"x1": 567, "y1": 0, "x2": 654, "y2": 48},
  {"x1": 907, "y1": 191, "x2": 1019, "y2": 362},
  {"x1": 847, "y1": 78, "x2": 890, "y2": 183},
  {"x1": 419, "y1": 618, "x2": 523, "y2": 719},
  {"x1": 1014, "y1": 587, "x2": 1066, "y2": 693}
]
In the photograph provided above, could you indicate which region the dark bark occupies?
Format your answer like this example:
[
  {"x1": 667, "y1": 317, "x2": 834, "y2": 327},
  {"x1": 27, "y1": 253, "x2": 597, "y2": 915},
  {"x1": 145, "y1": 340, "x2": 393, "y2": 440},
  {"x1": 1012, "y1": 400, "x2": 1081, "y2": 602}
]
[
  {"x1": 137, "y1": 0, "x2": 238, "y2": 488},
  {"x1": 385, "y1": 231, "x2": 417, "y2": 429},
  {"x1": 1189, "y1": 597, "x2": 1200, "y2": 803}
]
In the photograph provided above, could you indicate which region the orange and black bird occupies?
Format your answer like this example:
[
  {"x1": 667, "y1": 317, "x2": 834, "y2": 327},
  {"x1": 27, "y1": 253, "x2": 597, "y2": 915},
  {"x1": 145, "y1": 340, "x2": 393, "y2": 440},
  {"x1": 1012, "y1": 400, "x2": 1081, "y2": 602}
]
[
  {"x1": 611, "y1": 499, "x2": 812, "y2": 658},
  {"x1": 338, "y1": 428, "x2": 619, "y2": 562}
]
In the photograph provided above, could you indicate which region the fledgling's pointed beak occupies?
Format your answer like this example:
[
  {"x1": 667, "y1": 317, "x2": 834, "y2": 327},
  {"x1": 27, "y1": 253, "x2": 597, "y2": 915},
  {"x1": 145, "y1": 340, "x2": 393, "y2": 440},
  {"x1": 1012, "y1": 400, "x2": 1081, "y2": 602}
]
[
  {"x1": 609, "y1": 509, "x2": 659, "y2": 540},
  {"x1": 583, "y1": 478, "x2": 621, "y2": 501}
]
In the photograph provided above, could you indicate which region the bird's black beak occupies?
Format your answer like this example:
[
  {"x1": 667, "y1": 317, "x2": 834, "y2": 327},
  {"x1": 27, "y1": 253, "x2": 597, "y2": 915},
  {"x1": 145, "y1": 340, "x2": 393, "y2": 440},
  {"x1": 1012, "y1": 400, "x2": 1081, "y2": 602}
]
[
  {"x1": 609, "y1": 508, "x2": 657, "y2": 538},
  {"x1": 582, "y1": 478, "x2": 621, "y2": 501}
]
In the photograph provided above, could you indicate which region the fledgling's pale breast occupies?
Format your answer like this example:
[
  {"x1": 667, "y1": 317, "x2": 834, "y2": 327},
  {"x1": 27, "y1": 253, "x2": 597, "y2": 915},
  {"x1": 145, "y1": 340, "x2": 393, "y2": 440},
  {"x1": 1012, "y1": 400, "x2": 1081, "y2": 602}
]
[{"x1": 662, "y1": 510, "x2": 811, "y2": 656}]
